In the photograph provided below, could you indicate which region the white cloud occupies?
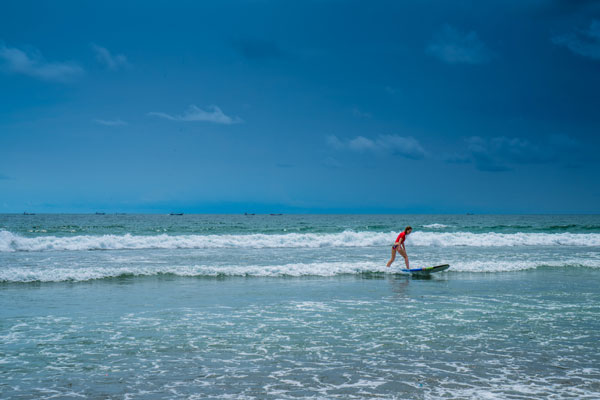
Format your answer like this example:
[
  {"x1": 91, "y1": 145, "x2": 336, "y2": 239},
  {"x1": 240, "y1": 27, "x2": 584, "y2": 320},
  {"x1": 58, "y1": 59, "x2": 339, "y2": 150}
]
[
  {"x1": 0, "y1": 43, "x2": 83, "y2": 82},
  {"x1": 91, "y1": 44, "x2": 131, "y2": 70},
  {"x1": 348, "y1": 136, "x2": 379, "y2": 151},
  {"x1": 148, "y1": 105, "x2": 242, "y2": 125},
  {"x1": 427, "y1": 25, "x2": 494, "y2": 64},
  {"x1": 326, "y1": 135, "x2": 344, "y2": 150},
  {"x1": 382, "y1": 134, "x2": 427, "y2": 159},
  {"x1": 552, "y1": 20, "x2": 600, "y2": 60},
  {"x1": 327, "y1": 134, "x2": 426, "y2": 160},
  {"x1": 93, "y1": 118, "x2": 128, "y2": 126}
]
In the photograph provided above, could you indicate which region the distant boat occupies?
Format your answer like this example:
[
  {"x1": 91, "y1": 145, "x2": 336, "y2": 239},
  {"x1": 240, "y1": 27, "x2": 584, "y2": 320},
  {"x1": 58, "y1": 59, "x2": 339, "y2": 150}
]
[
  {"x1": 23, "y1": 212, "x2": 35, "y2": 215},
  {"x1": 169, "y1": 213, "x2": 184, "y2": 216},
  {"x1": 95, "y1": 212, "x2": 106, "y2": 215},
  {"x1": 244, "y1": 212, "x2": 256, "y2": 216},
  {"x1": 269, "y1": 213, "x2": 283, "y2": 216}
]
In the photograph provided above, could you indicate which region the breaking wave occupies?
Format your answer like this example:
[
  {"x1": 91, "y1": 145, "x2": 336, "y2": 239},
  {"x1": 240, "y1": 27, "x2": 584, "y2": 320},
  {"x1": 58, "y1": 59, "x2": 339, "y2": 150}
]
[
  {"x1": 422, "y1": 223, "x2": 449, "y2": 229},
  {"x1": 1, "y1": 230, "x2": 600, "y2": 252},
  {"x1": 1, "y1": 260, "x2": 598, "y2": 283}
]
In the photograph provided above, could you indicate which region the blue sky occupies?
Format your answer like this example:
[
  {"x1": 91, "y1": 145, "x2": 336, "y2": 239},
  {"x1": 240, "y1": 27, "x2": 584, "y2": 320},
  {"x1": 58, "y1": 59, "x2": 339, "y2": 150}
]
[{"x1": 1, "y1": 0, "x2": 599, "y2": 213}]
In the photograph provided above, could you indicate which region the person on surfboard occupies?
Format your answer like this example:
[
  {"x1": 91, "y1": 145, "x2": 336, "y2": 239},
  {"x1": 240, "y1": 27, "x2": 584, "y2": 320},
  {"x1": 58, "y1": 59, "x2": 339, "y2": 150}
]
[{"x1": 386, "y1": 226, "x2": 412, "y2": 268}]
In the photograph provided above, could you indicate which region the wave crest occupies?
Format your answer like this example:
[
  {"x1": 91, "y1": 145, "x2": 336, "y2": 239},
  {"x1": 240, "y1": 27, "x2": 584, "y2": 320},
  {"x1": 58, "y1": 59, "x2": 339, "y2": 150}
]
[
  {"x1": 1, "y1": 230, "x2": 600, "y2": 252},
  {"x1": 1, "y1": 260, "x2": 598, "y2": 283},
  {"x1": 423, "y1": 223, "x2": 449, "y2": 229}
]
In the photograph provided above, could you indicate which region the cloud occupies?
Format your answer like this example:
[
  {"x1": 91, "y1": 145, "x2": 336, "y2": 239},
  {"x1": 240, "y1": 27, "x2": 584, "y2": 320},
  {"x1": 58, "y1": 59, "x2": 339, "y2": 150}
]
[
  {"x1": 91, "y1": 44, "x2": 131, "y2": 70},
  {"x1": 384, "y1": 135, "x2": 428, "y2": 159},
  {"x1": 327, "y1": 134, "x2": 426, "y2": 160},
  {"x1": 426, "y1": 25, "x2": 494, "y2": 64},
  {"x1": 464, "y1": 137, "x2": 516, "y2": 171},
  {"x1": 448, "y1": 135, "x2": 580, "y2": 171},
  {"x1": 326, "y1": 135, "x2": 345, "y2": 150},
  {"x1": 0, "y1": 43, "x2": 83, "y2": 82},
  {"x1": 348, "y1": 136, "x2": 379, "y2": 152},
  {"x1": 93, "y1": 118, "x2": 128, "y2": 126},
  {"x1": 552, "y1": 20, "x2": 600, "y2": 60},
  {"x1": 148, "y1": 105, "x2": 242, "y2": 125},
  {"x1": 233, "y1": 39, "x2": 283, "y2": 60}
]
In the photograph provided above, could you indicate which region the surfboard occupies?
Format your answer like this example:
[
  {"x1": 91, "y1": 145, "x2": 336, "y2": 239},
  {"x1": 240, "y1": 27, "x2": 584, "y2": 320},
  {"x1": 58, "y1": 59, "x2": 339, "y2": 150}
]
[{"x1": 401, "y1": 264, "x2": 450, "y2": 275}]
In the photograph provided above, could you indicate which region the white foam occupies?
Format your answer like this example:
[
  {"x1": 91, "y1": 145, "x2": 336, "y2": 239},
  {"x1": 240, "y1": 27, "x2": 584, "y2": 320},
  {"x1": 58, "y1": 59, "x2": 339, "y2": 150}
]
[
  {"x1": 1, "y1": 259, "x2": 598, "y2": 282},
  {"x1": 448, "y1": 259, "x2": 600, "y2": 272},
  {"x1": 410, "y1": 231, "x2": 600, "y2": 247},
  {"x1": 1, "y1": 230, "x2": 599, "y2": 253},
  {"x1": 0, "y1": 261, "x2": 387, "y2": 282},
  {"x1": 0, "y1": 230, "x2": 391, "y2": 252},
  {"x1": 423, "y1": 223, "x2": 449, "y2": 229}
]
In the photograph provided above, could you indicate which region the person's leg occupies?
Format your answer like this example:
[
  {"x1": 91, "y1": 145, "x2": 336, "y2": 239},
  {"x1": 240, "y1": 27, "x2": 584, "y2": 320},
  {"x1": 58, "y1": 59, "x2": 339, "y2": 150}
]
[
  {"x1": 398, "y1": 248, "x2": 409, "y2": 268},
  {"x1": 386, "y1": 246, "x2": 396, "y2": 267}
]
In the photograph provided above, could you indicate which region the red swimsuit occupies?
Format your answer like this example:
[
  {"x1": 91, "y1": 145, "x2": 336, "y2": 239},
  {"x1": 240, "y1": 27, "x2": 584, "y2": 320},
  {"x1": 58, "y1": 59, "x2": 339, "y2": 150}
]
[
  {"x1": 393, "y1": 232, "x2": 406, "y2": 249},
  {"x1": 396, "y1": 231, "x2": 406, "y2": 244}
]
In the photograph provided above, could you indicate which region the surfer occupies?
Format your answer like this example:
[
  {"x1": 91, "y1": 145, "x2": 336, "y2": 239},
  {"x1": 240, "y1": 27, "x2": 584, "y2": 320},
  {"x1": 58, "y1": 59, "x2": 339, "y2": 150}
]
[{"x1": 386, "y1": 226, "x2": 412, "y2": 268}]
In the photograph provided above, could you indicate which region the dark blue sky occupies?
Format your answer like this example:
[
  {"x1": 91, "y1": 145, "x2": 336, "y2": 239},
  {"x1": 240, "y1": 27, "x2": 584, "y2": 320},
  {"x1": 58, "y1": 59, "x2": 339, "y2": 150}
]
[{"x1": 1, "y1": 0, "x2": 599, "y2": 213}]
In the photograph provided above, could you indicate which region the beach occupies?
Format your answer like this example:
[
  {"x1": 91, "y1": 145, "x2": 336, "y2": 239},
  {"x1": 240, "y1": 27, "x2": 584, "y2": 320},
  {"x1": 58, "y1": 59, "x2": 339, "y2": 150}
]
[{"x1": 1, "y1": 214, "x2": 600, "y2": 398}]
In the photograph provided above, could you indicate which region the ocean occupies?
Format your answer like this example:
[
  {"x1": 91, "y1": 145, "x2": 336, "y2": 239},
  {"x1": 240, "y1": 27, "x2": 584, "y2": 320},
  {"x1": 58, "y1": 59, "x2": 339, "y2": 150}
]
[{"x1": 1, "y1": 214, "x2": 599, "y2": 399}]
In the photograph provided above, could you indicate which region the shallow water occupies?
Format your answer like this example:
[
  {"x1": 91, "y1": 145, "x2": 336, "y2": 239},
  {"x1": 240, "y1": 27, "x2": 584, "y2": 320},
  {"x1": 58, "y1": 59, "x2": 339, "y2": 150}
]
[
  {"x1": 1, "y1": 214, "x2": 599, "y2": 398},
  {"x1": 2, "y1": 271, "x2": 600, "y2": 399}
]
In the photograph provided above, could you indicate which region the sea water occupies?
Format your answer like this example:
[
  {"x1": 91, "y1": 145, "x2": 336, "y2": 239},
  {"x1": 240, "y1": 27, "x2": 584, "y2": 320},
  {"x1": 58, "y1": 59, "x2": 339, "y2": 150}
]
[{"x1": 1, "y1": 214, "x2": 599, "y2": 398}]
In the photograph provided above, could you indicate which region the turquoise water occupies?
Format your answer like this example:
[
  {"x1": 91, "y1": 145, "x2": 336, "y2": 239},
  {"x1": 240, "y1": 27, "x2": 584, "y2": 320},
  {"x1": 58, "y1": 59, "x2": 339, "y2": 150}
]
[{"x1": 1, "y1": 214, "x2": 600, "y2": 398}]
